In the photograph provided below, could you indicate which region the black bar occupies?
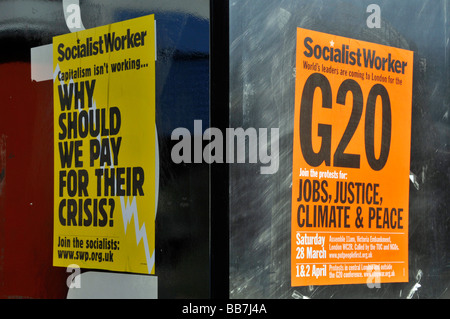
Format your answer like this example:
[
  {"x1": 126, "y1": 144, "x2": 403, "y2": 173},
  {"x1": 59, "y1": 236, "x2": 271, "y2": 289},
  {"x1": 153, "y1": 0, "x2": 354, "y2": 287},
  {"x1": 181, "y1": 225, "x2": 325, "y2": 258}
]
[{"x1": 209, "y1": 0, "x2": 230, "y2": 299}]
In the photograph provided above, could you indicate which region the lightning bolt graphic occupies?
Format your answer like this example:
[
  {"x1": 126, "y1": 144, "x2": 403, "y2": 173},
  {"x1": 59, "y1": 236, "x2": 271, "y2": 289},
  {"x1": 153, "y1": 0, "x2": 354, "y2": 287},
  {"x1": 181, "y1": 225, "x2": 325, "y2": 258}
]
[{"x1": 120, "y1": 196, "x2": 154, "y2": 274}]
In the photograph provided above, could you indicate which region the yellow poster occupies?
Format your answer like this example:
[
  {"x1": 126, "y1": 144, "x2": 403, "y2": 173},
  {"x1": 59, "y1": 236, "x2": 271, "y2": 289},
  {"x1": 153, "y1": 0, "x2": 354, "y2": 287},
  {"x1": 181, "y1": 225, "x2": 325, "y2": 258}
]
[
  {"x1": 53, "y1": 15, "x2": 156, "y2": 274},
  {"x1": 292, "y1": 28, "x2": 413, "y2": 286}
]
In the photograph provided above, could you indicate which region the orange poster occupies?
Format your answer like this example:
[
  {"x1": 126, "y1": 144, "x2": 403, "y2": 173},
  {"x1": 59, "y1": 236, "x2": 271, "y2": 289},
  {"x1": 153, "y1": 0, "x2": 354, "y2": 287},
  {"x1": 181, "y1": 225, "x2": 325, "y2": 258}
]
[{"x1": 291, "y1": 28, "x2": 413, "y2": 286}]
